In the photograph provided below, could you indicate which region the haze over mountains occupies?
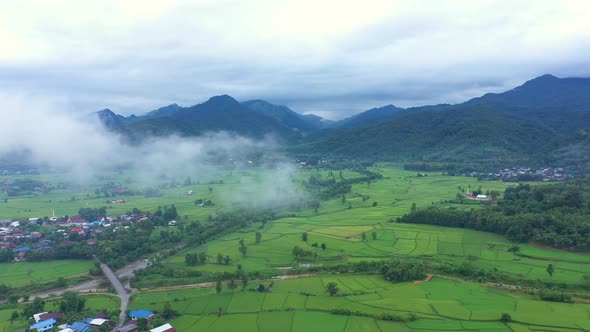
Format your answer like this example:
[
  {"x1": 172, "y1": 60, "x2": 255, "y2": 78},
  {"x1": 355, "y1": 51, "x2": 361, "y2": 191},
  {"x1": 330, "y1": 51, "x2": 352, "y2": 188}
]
[{"x1": 95, "y1": 74, "x2": 590, "y2": 170}]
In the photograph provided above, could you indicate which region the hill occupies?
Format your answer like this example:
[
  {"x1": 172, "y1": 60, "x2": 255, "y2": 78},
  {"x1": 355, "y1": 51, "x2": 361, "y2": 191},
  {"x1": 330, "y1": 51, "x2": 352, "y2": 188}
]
[
  {"x1": 241, "y1": 99, "x2": 325, "y2": 133},
  {"x1": 333, "y1": 104, "x2": 404, "y2": 128},
  {"x1": 296, "y1": 74, "x2": 590, "y2": 169},
  {"x1": 95, "y1": 97, "x2": 330, "y2": 142},
  {"x1": 121, "y1": 95, "x2": 300, "y2": 141}
]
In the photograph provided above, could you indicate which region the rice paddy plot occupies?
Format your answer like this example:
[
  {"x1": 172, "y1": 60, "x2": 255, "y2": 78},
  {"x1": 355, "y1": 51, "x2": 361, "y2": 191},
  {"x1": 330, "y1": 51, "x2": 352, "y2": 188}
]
[
  {"x1": 0, "y1": 260, "x2": 93, "y2": 287},
  {"x1": 292, "y1": 311, "x2": 349, "y2": 332}
]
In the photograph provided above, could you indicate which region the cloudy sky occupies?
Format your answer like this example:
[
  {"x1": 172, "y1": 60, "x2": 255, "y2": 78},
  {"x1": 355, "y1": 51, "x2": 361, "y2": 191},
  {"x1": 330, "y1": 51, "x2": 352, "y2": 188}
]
[{"x1": 1, "y1": 0, "x2": 589, "y2": 119}]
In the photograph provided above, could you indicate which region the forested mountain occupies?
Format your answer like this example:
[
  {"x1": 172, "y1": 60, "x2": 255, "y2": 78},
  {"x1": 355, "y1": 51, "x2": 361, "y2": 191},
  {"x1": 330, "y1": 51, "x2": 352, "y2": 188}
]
[
  {"x1": 295, "y1": 75, "x2": 590, "y2": 169},
  {"x1": 122, "y1": 95, "x2": 302, "y2": 141},
  {"x1": 93, "y1": 74, "x2": 590, "y2": 170},
  {"x1": 94, "y1": 96, "x2": 330, "y2": 142},
  {"x1": 333, "y1": 104, "x2": 404, "y2": 128},
  {"x1": 241, "y1": 99, "x2": 325, "y2": 133}
]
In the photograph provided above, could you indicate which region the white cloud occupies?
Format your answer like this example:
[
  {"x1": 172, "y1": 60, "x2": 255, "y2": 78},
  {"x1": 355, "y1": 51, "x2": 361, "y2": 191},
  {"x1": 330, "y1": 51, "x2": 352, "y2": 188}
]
[{"x1": 0, "y1": 0, "x2": 589, "y2": 119}]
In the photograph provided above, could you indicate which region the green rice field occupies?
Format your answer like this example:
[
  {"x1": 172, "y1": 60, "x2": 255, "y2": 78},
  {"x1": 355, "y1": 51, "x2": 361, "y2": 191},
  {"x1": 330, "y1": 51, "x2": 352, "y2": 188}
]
[
  {"x1": 0, "y1": 260, "x2": 93, "y2": 287},
  {"x1": 130, "y1": 275, "x2": 590, "y2": 332}
]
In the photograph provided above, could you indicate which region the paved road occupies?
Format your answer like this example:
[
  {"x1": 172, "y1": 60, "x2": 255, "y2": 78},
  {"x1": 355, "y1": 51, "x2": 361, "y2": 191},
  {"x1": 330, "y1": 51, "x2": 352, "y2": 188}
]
[
  {"x1": 19, "y1": 258, "x2": 149, "y2": 302},
  {"x1": 99, "y1": 263, "x2": 130, "y2": 328}
]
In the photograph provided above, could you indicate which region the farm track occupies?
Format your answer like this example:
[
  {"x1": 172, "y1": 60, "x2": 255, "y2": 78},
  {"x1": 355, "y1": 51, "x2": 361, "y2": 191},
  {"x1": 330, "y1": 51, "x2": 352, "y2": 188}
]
[{"x1": 136, "y1": 273, "x2": 317, "y2": 293}]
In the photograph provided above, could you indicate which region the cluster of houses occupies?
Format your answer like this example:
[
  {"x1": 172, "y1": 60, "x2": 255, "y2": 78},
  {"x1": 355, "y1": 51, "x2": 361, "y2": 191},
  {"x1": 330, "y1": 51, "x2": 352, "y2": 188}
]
[
  {"x1": 29, "y1": 312, "x2": 109, "y2": 332},
  {"x1": 0, "y1": 220, "x2": 54, "y2": 261},
  {"x1": 465, "y1": 166, "x2": 574, "y2": 182},
  {"x1": 0, "y1": 210, "x2": 158, "y2": 262},
  {"x1": 29, "y1": 310, "x2": 176, "y2": 332}
]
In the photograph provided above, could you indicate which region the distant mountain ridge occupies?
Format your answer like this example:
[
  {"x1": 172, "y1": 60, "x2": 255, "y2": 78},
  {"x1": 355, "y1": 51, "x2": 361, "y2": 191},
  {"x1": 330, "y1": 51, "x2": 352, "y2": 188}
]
[
  {"x1": 295, "y1": 74, "x2": 590, "y2": 169},
  {"x1": 92, "y1": 74, "x2": 590, "y2": 170},
  {"x1": 93, "y1": 95, "x2": 331, "y2": 142}
]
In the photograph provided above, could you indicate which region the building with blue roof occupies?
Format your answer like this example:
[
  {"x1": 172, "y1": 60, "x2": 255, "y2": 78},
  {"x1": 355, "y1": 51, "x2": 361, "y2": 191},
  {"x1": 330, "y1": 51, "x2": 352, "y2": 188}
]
[
  {"x1": 30, "y1": 318, "x2": 56, "y2": 332},
  {"x1": 129, "y1": 309, "x2": 154, "y2": 320},
  {"x1": 70, "y1": 321, "x2": 90, "y2": 332},
  {"x1": 13, "y1": 246, "x2": 31, "y2": 252}
]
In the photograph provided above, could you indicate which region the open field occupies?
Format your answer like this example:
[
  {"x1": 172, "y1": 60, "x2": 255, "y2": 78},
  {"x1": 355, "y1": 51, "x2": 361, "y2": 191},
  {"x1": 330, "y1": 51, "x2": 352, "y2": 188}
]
[
  {"x1": 2, "y1": 166, "x2": 590, "y2": 331},
  {"x1": 130, "y1": 275, "x2": 590, "y2": 331},
  {"x1": 0, "y1": 260, "x2": 93, "y2": 288},
  {"x1": 158, "y1": 168, "x2": 589, "y2": 285}
]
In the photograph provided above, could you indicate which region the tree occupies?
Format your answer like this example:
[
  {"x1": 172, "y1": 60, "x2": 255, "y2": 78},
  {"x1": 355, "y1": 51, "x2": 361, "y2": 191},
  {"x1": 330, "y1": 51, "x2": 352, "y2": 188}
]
[
  {"x1": 321, "y1": 243, "x2": 327, "y2": 251},
  {"x1": 228, "y1": 279, "x2": 237, "y2": 290},
  {"x1": 59, "y1": 291, "x2": 85, "y2": 313},
  {"x1": 546, "y1": 263, "x2": 555, "y2": 277},
  {"x1": 223, "y1": 255, "x2": 231, "y2": 265},
  {"x1": 184, "y1": 176, "x2": 192, "y2": 186},
  {"x1": 137, "y1": 318, "x2": 148, "y2": 331},
  {"x1": 23, "y1": 297, "x2": 45, "y2": 319},
  {"x1": 501, "y1": 312, "x2": 512, "y2": 322},
  {"x1": 257, "y1": 284, "x2": 266, "y2": 292},
  {"x1": 371, "y1": 231, "x2": 377, "y2": 240},
  {"x1": 198, "y1": 252, "x2": 207, "y2": 265},
  {"x1": 216, "y1": 279, "x2": 223, "y2": 294},
  {"x1": 301, "y1": 232, "x2": 308, "y2": 242},
  {"x1": 361, "y1": 232, "x2": 367, "y2": 241},
  {"x1": 239, "y1": 239, "x2": 247, "y2": 257},
  {"x1": 372, "y1": 201, "x2": 378, "y2": 207},
  {"x1": 10, "y1": 311, "x2": 18, "y2": 323},
  {"x1": 185, "y1": 253, "x2": 198, "y2": 266},
  {"x1": 217, "y1": 253, "x2": 223, "y2": 264},
  {"x1": 327, "y1": 282, "x2": 339, "y2": 296},
  {"x1": 161, "y1": 302, "x2": 176, "y2": 319},
  {"x1": 489, "y1": 190, "x2": 501, "y2": 201},
  {"x1": 411, "y1": 202, "x2": 417, "y2": 212},
  {"x1": 255, "y1": 232, "x2": 262, "y2": 244},
  {"x1": 241, "y1": 275, "x2": 248, "y2": 289}
]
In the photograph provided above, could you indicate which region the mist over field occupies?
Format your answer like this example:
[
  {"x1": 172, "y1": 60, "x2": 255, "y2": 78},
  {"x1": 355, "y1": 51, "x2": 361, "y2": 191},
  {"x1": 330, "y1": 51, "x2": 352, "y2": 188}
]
[{"x1": 0, "y1": 94, "x2": 304, "y2": 209}]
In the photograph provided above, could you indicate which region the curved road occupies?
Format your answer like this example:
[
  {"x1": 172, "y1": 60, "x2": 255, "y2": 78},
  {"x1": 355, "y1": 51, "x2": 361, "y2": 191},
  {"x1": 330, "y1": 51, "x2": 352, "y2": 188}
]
[{"x1": 99, "y1": 263, "x2": 130, "y2": 327}]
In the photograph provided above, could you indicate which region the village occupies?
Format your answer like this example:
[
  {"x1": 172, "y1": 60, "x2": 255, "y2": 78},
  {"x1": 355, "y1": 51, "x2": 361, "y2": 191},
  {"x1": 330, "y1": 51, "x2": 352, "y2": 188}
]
[
  {"x1": 28, "y1": 309, "x2": 176, "y2": 332},
  {"x1": 464, "y1": 166, "x2": 574, "y2": 182},
  {"x1": 1, "y1": 211, "x2": 180, "y2": 332},
  {"x1": 0, "y1": 207, "x2": 178, "y2": 262}
]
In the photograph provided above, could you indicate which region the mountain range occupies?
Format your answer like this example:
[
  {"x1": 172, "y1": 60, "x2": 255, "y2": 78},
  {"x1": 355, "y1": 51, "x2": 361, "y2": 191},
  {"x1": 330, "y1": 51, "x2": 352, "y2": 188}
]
[{"x1": 94, "y1": 74, "x2": 590, "y2": 170}]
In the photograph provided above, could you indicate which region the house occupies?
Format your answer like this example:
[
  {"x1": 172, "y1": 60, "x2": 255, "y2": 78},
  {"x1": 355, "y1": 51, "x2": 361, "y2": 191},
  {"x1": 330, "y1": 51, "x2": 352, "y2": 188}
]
[
  {"x1": 71, "y1": 227, "x2": 85, "y2": 234},
  {"x1": 69, "y1": 321, "x2": 90, "y2": 332},
  {"x1": 129, "y1": 309, "x2": 154, "y2": 320},
  {"x1": 150, "y1": 323, "x2": 177, "y2": 332},
  {"x1": 475, "y1": 194, "x2": 488, "y2": 201},
  {"x1": 89, "y1": 318, "x2": 109, "y2": 327},
  {"x1": 95, "y1": 312, "x2": 109, "y2": 319},
  {"x1": 116, "y1": 321, "x2": 138, "y2": 332},
  {"x1": 168, "y1": 220, "x2": 177, "y2": 226},
  {"x1": 13, "y1": 246, "x2": 31, "y2": 252},
  {"x1": 33, "y1": 312, "x2": 48, "y2": 323},
  {"x1": 38, "y1": 312, "x2": 63, "y2": 321},
  {"x1": 30, "y1": 318, "x2": 57, "y2": 332}
]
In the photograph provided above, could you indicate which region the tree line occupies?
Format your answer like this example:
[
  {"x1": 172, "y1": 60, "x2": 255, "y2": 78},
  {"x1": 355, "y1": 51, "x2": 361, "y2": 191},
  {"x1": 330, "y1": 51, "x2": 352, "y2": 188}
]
[{"x1": 399, "y1": 180, "x2": 590, "y2": 250}]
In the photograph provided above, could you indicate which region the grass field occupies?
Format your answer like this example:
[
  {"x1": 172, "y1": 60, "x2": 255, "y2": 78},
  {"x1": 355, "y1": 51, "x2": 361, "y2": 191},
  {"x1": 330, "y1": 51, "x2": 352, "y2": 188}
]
[
  {"x1": 160, "y1": 168, "x2": 590, "y2": 285},
  {"x1": 0, "y1": 260, "x2": 93, "y2": 287},
  {"x1": 130, "y1": 275, "x2": 590, "y2": 331},
  {"x1": 2, "y1": 166, "x2": 590, "y2": 331}
]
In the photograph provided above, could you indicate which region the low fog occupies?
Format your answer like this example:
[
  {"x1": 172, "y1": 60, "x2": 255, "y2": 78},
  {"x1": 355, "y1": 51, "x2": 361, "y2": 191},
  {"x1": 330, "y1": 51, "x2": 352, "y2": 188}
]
[{"x1": 0, "y1": 94, "x2": 306, "y2": 210}]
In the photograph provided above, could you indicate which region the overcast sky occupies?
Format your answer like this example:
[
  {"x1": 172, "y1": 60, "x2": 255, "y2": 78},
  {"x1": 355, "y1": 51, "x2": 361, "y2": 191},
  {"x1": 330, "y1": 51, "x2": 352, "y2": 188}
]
[{"x1": 1, "y1": 0, "x2": 589, "y2": 120}]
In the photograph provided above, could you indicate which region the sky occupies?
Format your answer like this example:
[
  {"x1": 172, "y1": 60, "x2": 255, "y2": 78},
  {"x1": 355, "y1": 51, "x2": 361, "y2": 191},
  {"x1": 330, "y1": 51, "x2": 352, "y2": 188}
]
[{"x1": 1, "y1": 0, "x2": 590, "y2": 120}]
